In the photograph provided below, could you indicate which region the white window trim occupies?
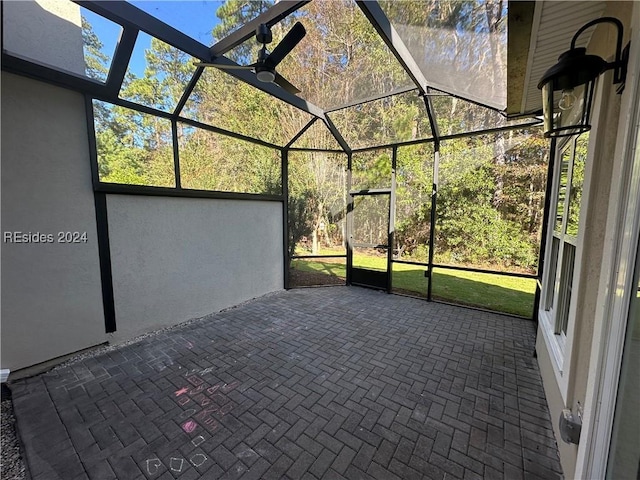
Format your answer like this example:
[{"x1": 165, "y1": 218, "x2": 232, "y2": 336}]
[{"x1": 539, "y1": 132, "x2": 594, "y2": 402}]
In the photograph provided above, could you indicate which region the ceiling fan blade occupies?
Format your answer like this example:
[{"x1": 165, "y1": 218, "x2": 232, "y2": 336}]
[
  {"x1": 266, "y1": 22, "x2": 306, "y2": 68},
  {"x1": 193, "y1": 61, "x2": 256, "y2": 69},
  {"x1": 273, "y1": 72, "x2": 301, "y2": 95}
]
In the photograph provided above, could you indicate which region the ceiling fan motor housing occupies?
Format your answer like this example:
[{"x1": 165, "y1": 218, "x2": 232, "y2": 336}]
[
  {"x1": 256, "y1": 24, "x2": 272, "y2": 45},
  {"x1": 255, "y1": 66, "x2": 276, "y2": 83}
]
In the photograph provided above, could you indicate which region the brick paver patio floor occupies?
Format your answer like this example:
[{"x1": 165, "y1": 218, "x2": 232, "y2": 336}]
[{"x1": 11, "y1": 287, "x2": 563, "y2": 480}]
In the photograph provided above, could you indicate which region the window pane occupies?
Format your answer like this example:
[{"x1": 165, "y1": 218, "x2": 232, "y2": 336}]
[
  {"x1": 289, "y1": 257, "x2": 346, "y2": 287},
  {"x1": 178, "y1": 125, "x2": 281, "y2": 194},
  {"x1": 380, "y1": 0, "x2": 507, "y2": 109},
  {"x1": 432, "y1": 267, "x2": 536, "y2": 317},
  {"x1": 352, "y1": 195, "x2": 389, "y2": 247},
  {"x1": 556, "y1": 243, "x2": 576, "y2": 335},
  {"x1": 607, "y1": 235, "x2": 640, "y2": 479},
  {"x1": 436, "y1": 129, "x2": 546, "y2": 272},
  {"x1": 81, "y1": 8, "x2": 121, "y2": 82},
  {"x1": 127, "y1": 1, "x2": 256, "y2": 46},
  {"x1": 226, "y1": 0, "x2": 415, "y2": 110},
  {"x1": 94, "y1": 101, "x2": 175, "y2": 187},
  {"x1": 566, "y1": 133, "x2": 589, "y2": 237},
  {"x1": 288, "y1": 152, "x2": 347, "y2": 256},
  {"x1": 395, "y1": 144, "x2": 434, "y2": 262},
  {"x1": 555, "y1": 146, "x2": 571, "y2": 234},
  {"x1": 392, "y1": 262, "x2": 428, "y2": 298},
  {"x1": 351, "y1": 150, "x2": 392, "y2": 191},
  {"x1": 290, "y1": 120, "x2": 343, "y2": 151},
  {"x1": 328, "y1": 90, "x2": 433, "y2": 149},
  {"x1": 430, "y1": 92, "x2": 538, "y2": 136},
  {"x1": 119, "y1": 32, "x2": 196, "y2": 112},
  {"x1": 353, "y1": 246, "x2": 388, "y2": 271},
  {"x1": 183, "y1": 66, "x2": 313, "y2": 146},
  {"x1": 544, "y1": 236, "x2": 561, "y2": 311}
]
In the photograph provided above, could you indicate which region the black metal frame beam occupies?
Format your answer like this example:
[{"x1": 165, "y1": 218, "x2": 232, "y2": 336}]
[
  {"x1": 533, "y1": 137, "x2": 558, "y2": 322},
  {"x1": 209, "y1": 1, "x2": 310, "y2": 57},
  {"x1": 288, "y1": 148, "x2": 346, "y2": 154},
  {"x1": 77, "y1": 1, "x2": 211, "y2": 58},
  {"x1": 94, "y1": 183, "x2": 284, "y2": 202},
  {"x1": 323, "y1": 116, "x2": 351, "y2": 154},
  {"x1": 282, "y1": 149, "x2": 291, "y2": 289},
  {"x1": 324, "y1": 86, "x2": 418, "y2": 113},
  {"x1": 427, "y1": 144, "x2": 439, "y2": 301},
  {"x1": 104, "y1": 28, "x2": 138, "y2": 97},
  {"x1": 1, "y1": 53, "x2": 108, "y2": 97},
  {"x1": 285, "y1": 118, "x2": 318, "y2": 149},
  {"x1": 388, "y1": 148, "x2": 397, "y2": 293},
  {"x1": 203, "y1": 55, "x2": 327, "y2": 118},
  {"x1": 85, "y1": 95, "x2": 116, "y2": 333},
  {"x1": 76, "y1": 1, "x2": 327, "y2": 120},
  {"x1": 350, "y1": 120, "x2": 542, "y2": 153}
]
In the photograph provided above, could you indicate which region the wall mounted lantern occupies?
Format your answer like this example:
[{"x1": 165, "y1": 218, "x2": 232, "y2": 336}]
[{"x1": 538, "y1": 17, "x2": 629, "y2": 138}]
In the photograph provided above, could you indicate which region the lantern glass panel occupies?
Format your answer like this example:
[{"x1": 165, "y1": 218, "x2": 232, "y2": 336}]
[{"x1": 543, "y1": 79, "x2": 594, "y2": 138}]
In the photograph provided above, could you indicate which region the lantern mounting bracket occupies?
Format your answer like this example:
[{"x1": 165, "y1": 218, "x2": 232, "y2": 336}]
[{"x1": 570, "y1": 17, "x2": 628, "y2": 90}]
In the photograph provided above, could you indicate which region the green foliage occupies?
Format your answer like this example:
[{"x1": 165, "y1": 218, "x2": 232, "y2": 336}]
[
  {"x1": 84, "y1": 4, "x2": 548, "y2": 277},
  {"x1": 213, "y1": 1, "x2": 273, "y2": 63},
  {"x1": 81, "y1": 16, "x2": 109, "y2": 81}
]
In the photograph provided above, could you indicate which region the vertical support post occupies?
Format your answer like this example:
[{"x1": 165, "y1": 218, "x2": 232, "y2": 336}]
[
  {"x1": 172, "y1": 120, "x2": 182, "y2": 189},
  {"x1": 427, "y1": 142, "x2": 440, "y2": 301},
  {"x1": 533, "y1": 137, "x2": 557, "y2": 322},
  {"x1": 85, "y1": 95, "x2": 116, "y2": 333},
  {"x1": 388, "y1": 147, "x2": 397, "y2": 293},
  {"x1": 94, "y1": 192, "x2": 117, "y2": 333},
  {"x1": 282, "y1": 148, "x2": 290, "y2": 289},
  {"x1": 346, "y1": 152, "x2": 353, "y2": 285}
]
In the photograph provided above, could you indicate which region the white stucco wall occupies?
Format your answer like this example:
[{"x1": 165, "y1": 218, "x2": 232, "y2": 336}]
[
  {"x1": 106, "y1": 195, "x2": 284, "y2": 341},
  {"x1": 2, "y1": 0, "x2": 85, "y2": 77},
  {"x1": 1, "y1": 73, "x2": 106, "y2": 371}
]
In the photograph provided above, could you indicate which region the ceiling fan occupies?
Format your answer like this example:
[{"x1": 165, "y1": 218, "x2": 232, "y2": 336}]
[{"x1": 194, "y1": 22, "x2": 306, "y2": 95}]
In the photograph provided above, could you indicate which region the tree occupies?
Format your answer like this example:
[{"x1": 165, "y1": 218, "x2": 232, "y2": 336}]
[{"x1": 81, "y1": 16, "x2": 109, "y2": 81}]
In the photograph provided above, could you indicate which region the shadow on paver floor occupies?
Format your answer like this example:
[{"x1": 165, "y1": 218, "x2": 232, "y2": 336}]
[{"x1": 11, "y1": 287, "x2": 563, "y2": 480}]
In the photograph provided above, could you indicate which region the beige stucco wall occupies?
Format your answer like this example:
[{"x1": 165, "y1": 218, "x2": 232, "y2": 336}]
[
  {"x1": 535, "y1": 2, "x2": 637, "y2": 477},
  {"x1": 106, "y1": 195, "x2": 284, "y2": 342},
  {"x1": 1, "y1": 73, "x2": 107, "y2": 371},
  {"x1": 536, "y1": 333, "x2": 578, "y2": 479},
  {"x1": 2, "y1": 0, "x2": 85, "y2": 76}
]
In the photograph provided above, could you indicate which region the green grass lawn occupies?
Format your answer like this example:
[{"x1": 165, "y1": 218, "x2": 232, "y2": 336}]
[{"x1": 291, "y1": 256, "x2": 536, "y2": 318}]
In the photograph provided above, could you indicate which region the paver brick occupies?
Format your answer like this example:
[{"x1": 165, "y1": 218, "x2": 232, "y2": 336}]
[{"x1": 10, "y1": 287, "x2": 562, "y2": 480}]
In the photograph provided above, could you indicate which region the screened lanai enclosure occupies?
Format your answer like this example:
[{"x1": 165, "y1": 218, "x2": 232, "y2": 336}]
[{"x1": 3, "y1": 0, "x2": 547, "y2": 319}]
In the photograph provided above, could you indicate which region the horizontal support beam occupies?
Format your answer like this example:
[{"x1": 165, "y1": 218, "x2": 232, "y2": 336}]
[
  {"x1": 2, "y1": 53, "x2": 108, "y2": 97},
  {"x1": 95, "y1": 183, "x2": 284, "y2": 202},
  {"x1": 176, "y1": 116, "x2": 283, "y2": 150},
  {"x1": 325, "y1": 85, "x2": 417, "y2": 113},
  {"x1": 433, "y1": 263, "x2": 537, "y2": 279},
  {"x1": 292, "y1": 255, "x2": 347, "y2": 259},
  {"x1": 350, "y1": 120, "x2": 542, "y2": 153},
  {"x1": 287, "y1": 148, "x2": 347, "y2": 154},
  {"x1": 350, "y1": 189, "x2": 392, "y2": 196}
]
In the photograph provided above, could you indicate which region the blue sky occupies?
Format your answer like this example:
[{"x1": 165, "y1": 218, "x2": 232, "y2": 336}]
[
  {"x1": 129, "y1": 1, "x2": 224, "y2": 45},
  {"x1": 83, "y1": 1, "x2": 224, "y2": 78}
]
